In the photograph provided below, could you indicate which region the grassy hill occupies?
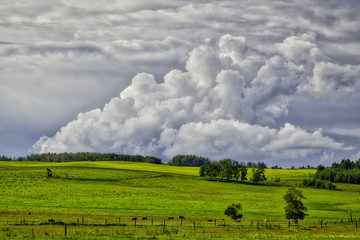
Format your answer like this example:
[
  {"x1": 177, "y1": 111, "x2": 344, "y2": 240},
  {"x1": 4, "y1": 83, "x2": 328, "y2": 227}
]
[{"x1": 1, "y1": 161, "x2": 359, "y2": 239}]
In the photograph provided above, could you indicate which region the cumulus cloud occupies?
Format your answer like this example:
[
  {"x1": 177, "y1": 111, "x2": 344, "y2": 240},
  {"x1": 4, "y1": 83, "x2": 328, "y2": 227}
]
[
  {"x1": 32, "y1": 34, "x2": 351, "y2": 162},
  {"x1": 1, "y1": 1, "x2": 359, "y2": 165}
]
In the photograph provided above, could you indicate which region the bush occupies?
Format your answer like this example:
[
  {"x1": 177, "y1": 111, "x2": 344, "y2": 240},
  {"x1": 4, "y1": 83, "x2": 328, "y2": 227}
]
[{"x1": 224, "y1": 203, "x2": 243, "y2": 221}]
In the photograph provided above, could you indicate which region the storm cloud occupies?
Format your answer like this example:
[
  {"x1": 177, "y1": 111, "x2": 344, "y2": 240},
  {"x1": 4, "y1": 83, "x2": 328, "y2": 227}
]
[{"x1": 1, "y1": 0, "x2": 359, "y2": 166}]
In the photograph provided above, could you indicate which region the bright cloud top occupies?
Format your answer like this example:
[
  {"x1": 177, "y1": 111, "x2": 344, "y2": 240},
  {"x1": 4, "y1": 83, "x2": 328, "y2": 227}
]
[{"x1": 32, "y1": 34, "x2": 354, "y2": 161}]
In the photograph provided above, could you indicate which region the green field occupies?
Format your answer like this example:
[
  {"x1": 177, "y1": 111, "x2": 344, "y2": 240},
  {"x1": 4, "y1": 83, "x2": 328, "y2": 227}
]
[{"x1": 0, "y1": 161, "x2": 359, "y2": 239}]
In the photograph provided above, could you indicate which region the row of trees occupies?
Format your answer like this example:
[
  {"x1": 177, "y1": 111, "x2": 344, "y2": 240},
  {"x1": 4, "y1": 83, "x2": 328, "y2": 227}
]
[
  {"x1": 308, "y1": 168, "x2": 360, "y2": 185},
  {"x1": 199, "y1": 159, "x2": 248, "y2": 181},
  {"x1": 199, "y1": 159, "x2": 267, "y2": 183},
  {"x1": 167, "y1": 154, "x2": 268, "y2": 168},
  {"x1": 330, "y1": 159, "x2": 360, "y2": 169},
  {"x1": 0, "y1": 153, "x2": 162, "y2": 164},
  {"x1": 303, "y1": 159, "x2": 360, "y2": 189},
  {"x1": 167, "y1": 155, "x2": 211, "y2": 167}
]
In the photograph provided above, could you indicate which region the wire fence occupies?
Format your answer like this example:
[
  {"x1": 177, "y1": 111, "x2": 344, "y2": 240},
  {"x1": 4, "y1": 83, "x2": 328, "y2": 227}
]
[{"x1": 2, "y1": 215, "x2": 359, "y2": 238}]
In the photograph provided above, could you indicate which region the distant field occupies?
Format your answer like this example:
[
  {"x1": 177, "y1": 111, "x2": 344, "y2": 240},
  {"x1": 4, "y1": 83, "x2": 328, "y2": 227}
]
[{"x1": 0, "y1": 161, "x2": 359, "y2": 239}]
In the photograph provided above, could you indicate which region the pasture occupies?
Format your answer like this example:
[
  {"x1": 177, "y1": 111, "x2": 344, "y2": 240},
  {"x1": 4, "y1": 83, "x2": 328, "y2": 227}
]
[{"x1": 0, "y1": 161, "x2": 359, "y2": 239}]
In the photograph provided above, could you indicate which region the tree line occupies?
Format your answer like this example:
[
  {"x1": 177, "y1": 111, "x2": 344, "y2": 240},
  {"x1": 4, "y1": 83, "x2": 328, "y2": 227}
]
[
  {"x1": 0, "y1": 152, "x2": 162, "y2": 164},
  {"x1": 199, "y1": 158, "x2": 267, "y2": 183},
  {"x1": 303, "y1": 159, "x2": 360, "y2": 189},
  {"x1": 167, "y1": 155, "x2": 211, "y2": 167}
]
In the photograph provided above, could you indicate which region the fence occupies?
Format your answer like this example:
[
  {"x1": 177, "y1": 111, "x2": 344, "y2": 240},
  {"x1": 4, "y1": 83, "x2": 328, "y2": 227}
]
[{"x1": 2, "y1": 216, "x2": 359, "y2": 238}]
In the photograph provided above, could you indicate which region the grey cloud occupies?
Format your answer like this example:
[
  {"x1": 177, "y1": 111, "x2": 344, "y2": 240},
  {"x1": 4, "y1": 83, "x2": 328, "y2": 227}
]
[
  {"x1": 1, "y1": 0, "x2": 359, "y2": 166},
  {"x1": 1, "y1": 42, "x2": 107, "y2": 58},
  {"x1": 327, "y1": 128, "x2": 360, "y2": 138}
]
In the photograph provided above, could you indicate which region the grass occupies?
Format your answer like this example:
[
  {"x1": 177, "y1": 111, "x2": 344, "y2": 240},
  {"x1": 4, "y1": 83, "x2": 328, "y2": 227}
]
[{"x1": 0, "y1": 161, "x2": 359, "y2": 239}]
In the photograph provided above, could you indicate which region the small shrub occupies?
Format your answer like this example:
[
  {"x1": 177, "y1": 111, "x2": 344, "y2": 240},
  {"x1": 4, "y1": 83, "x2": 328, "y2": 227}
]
[{"x1": 224, "y1": 203, "x2": 243, "y2": 221}]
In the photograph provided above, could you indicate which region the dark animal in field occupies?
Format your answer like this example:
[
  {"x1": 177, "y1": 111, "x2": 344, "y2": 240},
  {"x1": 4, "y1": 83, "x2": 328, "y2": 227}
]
[
  {"x1": 46, "y1": 168, "x2": 53, "y2": 177},
  {"x1": 48, "y1": 219, "x2": 55, "y2": 223},
  {"x1": 168, "y1": 216, "x2": 174, "y2": 219},
  {"x1": 131, "y1": 217, "x2": 137, "y2": 221},
  {"x1": 237, "y1": 220, "x2": 241, "y2": 222},
  {"x1": 264, "y1": 219, "x2": 268, "y2": 223},
  {"x1": 142, "y1": 217, "x2": 147, "y2": 220},
  {"x1": 27, "y1": 212, "x2": 31, "y2": 215},
  {"x1": 179, "y1": 216, "x2": 185, "y2": 219},
  {"x1": 207, "y1": 219, "x2": 212, "y2": 222}
]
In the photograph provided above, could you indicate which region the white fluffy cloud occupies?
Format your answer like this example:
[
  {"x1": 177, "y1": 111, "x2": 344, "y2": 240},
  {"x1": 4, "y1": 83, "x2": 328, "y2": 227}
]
[{"x1": 32, "y1": 34, "x2": 351, "y2": 162}]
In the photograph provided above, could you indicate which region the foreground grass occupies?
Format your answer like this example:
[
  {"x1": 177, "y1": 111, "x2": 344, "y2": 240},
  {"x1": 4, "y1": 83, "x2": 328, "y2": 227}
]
[
  {"x1": 1, "y1": 221, "x2": 359, "y2": 239},
  {"x1": 0, "y1": 161, "x2": 359, "y2": 239}
]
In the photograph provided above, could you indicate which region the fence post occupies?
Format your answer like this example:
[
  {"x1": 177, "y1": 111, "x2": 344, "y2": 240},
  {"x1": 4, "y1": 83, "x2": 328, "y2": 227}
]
[
  {"x1": 64, "y1": 224, "x2": 67, "y2": 236},
  {"x1": 288, "y1": 221, "x2": 290, "y2": 228},
  {"x1": 320, "y1": 220, "x2": 322, "y2": 229},
  {"x1": 193, "y1": 221, "x2": 195, "y2": 229},
  {"x1": 356, "y1": 221, "x2": 358, "y2": 229},
  {"x1": 163, "y1": 220, "x2": 166, "y2": 230}
]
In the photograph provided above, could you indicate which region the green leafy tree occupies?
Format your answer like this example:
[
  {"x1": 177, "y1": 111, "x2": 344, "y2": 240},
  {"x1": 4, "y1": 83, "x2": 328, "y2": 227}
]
[
  {"x1": 219, "y1": 159, "x2": 234, "y2": 181},
  {"x1": 283, "y1": 187, "x2": 307, "y2": 224},
  {"x1": 239, "y1": 163, "x2": 248, "y2": 181},
  {"x1": 252, "y1": 166, "x2": 266, "y2": 183},
  {"x1": 224, "y1": 203, "x2": 243, "y2": 221},
  {"x1": 202, "y1": 162, "x2": 221, "y2": 180}
]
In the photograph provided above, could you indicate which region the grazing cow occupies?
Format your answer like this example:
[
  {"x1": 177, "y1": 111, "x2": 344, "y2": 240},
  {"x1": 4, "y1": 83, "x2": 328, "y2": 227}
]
[
  {"x1": 264, "y1": 219, "x2": 268, "y2": 223},
  {"x1": 131, "y1": 217, "x2": 137, "y2": 221},
  {"x1": 142, "y1": 217, "x2": 147, "y2": 220},
  {"x1": 27, "y1": 212, "x2": 31, "y2": 215},
  {"x1": 207, "y1": 219, "x2": 213, "y2": 222},
  {"x1": 179, "y1": 216, "x2": 185, "y2": 219},
  {"x1": 168, "y1": 216, "x2": 174, "y2": 219},
  {"x1": 48, "y1": 219, "x2": 55, "y2": 223}
]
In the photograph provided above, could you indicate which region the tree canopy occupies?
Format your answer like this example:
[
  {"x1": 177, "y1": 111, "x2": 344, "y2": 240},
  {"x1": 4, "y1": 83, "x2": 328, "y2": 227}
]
[
  {"x1": 167, "y1": 155, "x2": 210, "y2": 167},
  {"x1": 283, "y1": 187, "x2": 307, "y2": 224},
  {"x1": 224, "y1": 203, "x2": 243, "y2": 221},
  {"x1": 0, "y1": 153, "x2": 162, "y2": 164}
]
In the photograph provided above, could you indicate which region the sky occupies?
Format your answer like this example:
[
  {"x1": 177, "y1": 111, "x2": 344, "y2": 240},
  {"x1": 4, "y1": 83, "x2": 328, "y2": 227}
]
[{"x1": 1, "y1": 0, "x2": 360, "y2": 167}]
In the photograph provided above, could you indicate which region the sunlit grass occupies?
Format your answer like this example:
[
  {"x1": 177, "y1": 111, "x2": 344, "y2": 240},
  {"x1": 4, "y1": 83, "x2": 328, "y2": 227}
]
[{"x1": 0, "y1": 161, "x2": 359, "y2": 239}]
